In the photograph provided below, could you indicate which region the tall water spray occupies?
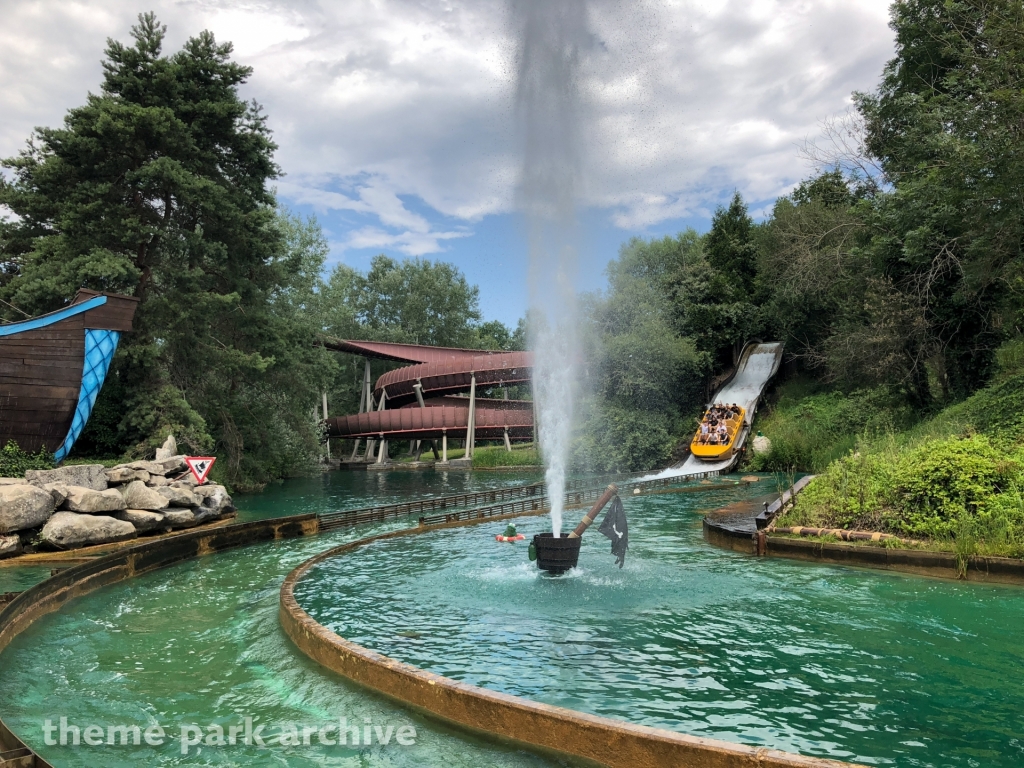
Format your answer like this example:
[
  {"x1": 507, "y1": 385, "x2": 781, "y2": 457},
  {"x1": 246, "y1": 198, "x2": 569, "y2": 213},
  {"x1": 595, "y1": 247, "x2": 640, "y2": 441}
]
[{"x1": 513, "y1": 0, "x2": 588, "y2": 537}]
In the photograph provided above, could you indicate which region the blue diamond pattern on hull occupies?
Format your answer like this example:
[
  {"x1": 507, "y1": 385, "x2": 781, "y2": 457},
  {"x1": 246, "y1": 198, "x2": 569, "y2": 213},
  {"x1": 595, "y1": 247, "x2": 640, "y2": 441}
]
[{"x1": 54, "y1": 329, "x2": 121, "y2": 462}]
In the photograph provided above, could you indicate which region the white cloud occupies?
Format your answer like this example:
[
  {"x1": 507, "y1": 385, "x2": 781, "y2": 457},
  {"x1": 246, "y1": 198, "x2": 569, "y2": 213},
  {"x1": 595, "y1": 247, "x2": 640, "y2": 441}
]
[{"x1": 0, "y1": 0, "x2": 895, "y2": 245}]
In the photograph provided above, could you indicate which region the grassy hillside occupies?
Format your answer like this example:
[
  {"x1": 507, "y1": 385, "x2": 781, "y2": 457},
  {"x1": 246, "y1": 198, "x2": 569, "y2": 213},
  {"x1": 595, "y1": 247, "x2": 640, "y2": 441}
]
[{"x1": 772, "y1": 343, "x2": 1024, "y2": 559}]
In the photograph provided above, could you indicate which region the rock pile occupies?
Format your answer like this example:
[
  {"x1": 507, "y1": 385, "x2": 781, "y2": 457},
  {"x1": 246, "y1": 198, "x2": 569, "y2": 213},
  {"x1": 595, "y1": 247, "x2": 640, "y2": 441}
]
[{"x1": 0, "y1": 454, "x2": 234, "y2": 558}]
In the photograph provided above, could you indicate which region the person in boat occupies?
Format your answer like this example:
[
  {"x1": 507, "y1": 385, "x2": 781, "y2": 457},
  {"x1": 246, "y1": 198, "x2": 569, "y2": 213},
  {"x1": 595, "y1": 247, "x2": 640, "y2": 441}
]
[{"x1": 699, "y1": 422, "x2": 710, "y2": 444}]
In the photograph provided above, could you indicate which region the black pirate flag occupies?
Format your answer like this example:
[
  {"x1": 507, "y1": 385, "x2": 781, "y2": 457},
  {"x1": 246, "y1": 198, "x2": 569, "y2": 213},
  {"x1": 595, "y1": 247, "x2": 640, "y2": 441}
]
[{"x1": 598, "y1": 495, "x2": 628, "y2": 568}]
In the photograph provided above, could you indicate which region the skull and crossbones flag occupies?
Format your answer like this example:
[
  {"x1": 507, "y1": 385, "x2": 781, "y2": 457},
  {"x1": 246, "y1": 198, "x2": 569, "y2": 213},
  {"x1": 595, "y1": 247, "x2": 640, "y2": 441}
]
[{"x1": 598, "y1": 495, "x2": 628, "y2": 568}]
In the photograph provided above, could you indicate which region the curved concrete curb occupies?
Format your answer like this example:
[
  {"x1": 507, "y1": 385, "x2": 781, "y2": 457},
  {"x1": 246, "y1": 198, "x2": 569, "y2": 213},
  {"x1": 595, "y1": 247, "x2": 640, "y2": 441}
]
[
  {"x1": 0, "y1": 514, "x2": 319, "y2": 767},
  {"x1": 280, "y1": 522, "x2": 863, "y2": 768},
  {"x1": 702, "y1": 483, "x2": 1024, "y2": 584}
]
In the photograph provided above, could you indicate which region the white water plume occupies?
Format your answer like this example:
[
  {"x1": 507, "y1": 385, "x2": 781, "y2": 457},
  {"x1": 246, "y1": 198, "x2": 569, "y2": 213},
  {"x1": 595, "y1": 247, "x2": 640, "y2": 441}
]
[{"x1": 512, "y1": 0, "x2": 589, "y2": 537}]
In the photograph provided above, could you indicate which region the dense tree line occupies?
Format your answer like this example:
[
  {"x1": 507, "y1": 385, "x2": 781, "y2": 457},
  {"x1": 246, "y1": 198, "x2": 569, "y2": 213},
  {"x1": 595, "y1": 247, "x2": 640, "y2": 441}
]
[
  {"x1": 579, "y1": 0, "x2": 1024, "y2": 470},
  {"x1": 0, "y1": 15, "x2": 516, "y2": 489},
  {"x1": 3, "y1": 2, "x2": 1020, "y2": 480}
]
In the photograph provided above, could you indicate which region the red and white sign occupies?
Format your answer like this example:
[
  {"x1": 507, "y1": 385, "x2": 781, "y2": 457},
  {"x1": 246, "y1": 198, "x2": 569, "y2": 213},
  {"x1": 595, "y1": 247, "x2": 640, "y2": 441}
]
[{"x1": 185, "y1": 456, "x2": 216, "y2": 485}]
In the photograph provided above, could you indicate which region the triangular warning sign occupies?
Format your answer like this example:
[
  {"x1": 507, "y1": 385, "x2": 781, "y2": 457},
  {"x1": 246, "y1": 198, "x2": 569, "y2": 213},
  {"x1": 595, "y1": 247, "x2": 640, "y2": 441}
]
[{"x1": 185, "y1": 456, "x2": 216, "y2": 485}]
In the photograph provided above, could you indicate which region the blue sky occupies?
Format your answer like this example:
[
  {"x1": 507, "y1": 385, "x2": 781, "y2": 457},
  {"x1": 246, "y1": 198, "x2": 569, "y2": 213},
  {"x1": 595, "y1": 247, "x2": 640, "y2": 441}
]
[
  {"x1": 0, "y1": 1, "x2": 896, "y2": 329},
  {"x1": 285, "y1": 191, "x2": 730, "y2": 328}
]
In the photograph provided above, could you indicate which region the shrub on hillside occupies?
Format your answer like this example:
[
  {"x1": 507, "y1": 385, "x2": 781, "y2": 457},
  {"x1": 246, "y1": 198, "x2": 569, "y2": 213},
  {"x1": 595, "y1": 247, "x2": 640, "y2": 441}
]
[{"x1": 786, "y1": 435, "x2": 1024, "y2": 553}]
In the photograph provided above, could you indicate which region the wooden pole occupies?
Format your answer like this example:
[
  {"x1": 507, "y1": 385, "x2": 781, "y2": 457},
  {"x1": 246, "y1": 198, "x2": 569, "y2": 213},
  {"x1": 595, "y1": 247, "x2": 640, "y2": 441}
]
[
  {"x1": 467, "y1": 373, "x2": 477, "y2": 459},
  {"x1": 322, "y1": 391, "x2": 330, "y2": 460},
  {"x1": 504, "y1": 426, "x2": 512, "y2": 452},
  {"x1": 568, "y1": 484, "x2": 618, "y2": 539},
  {"x1": 414, "y1": 381, "x2": 440, "y2": 459}
]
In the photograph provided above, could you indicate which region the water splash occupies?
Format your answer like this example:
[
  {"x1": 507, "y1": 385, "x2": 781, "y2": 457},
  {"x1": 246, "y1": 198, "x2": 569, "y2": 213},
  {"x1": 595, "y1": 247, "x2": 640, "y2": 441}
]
[{"x1": 512, "y1": 0, "x2": 589, "y2": 537}]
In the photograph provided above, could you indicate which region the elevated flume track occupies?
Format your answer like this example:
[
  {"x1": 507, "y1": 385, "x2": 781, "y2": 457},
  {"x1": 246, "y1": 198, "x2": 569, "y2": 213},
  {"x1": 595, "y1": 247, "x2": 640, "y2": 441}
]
[{"x1": 322, "y1": 340, "x2": 534, "y2": 443}]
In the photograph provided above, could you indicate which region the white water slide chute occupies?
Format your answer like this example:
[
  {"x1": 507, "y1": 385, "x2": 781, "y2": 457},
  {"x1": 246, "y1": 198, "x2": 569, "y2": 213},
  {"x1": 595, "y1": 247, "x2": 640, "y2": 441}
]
[{"x1": 640, "y1": 341, "x2": 784, "y2": 482}]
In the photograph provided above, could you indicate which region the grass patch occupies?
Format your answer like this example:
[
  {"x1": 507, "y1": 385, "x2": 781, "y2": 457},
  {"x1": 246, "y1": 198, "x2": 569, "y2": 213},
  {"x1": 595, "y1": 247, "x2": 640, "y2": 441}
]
[
  {"x1": 744, "y1": 378, "x2": 916, "y2": 473},
  {"x1": 472, "y1": 444, "x2": 541, "y2": 468},
  {"x1": 773, "y1": 343, "x2": 1024, "y2": 560}
]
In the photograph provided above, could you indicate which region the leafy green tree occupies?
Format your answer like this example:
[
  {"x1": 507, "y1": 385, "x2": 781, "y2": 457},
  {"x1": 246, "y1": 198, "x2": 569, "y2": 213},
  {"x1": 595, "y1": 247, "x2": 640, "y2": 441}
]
[
  {"x1": 574, "y1": 233, "x2": 708, "y2": 471},
  {"x1": 347, "y1": 255, "x2": 482, "y2": 347},
  {"x1": 661, "y1": 221, "x2": 763, "y2": 369},
  {"x1": 853, "y1": 0, "x2": 1024, "y2": 400},
  {"x1": 704, "y1": 192, "x2": 759, "y2": 295},
  {"x1": 0, "y1": 14, "x2": 330, "y2": 487},
  {"x1": 473, "y1": 319, "x2": 517, "y2": 351}
]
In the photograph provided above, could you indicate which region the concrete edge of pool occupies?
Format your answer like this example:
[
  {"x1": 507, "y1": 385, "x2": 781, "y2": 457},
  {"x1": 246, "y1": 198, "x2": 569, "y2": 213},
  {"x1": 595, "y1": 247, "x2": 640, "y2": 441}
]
[
  {"x1": 0, "y1": 513, "x2": 320, "y2": 767},
  {"x1": 278, "y1": 518, "x2": 864, "y2": 768},
  {"x1": 703, "y1": 510, "x2": 1024, "y2": 585}
]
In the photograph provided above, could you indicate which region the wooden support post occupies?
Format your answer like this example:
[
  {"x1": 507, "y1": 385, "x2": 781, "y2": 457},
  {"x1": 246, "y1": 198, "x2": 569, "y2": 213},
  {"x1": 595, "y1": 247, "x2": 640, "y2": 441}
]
[
  {"x1": 504, "y1": 426, "x2": 512, "y2": 452},
  {"x1": 378, "y1": 391, "x2": 389, "y2": 468},
  {"x1": 414, "y1": 381, "x2": 440, "y2": 460},
  {"x1": 467, "y1": 372, "x2": 477, "y2": 459},
  {"x1": 322, "y1": 391, "x2": 331, "y2": 460}
]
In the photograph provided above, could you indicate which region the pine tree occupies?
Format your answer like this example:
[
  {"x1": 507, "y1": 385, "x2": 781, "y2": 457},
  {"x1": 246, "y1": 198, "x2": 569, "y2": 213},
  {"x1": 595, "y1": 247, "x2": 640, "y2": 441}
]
[{"x1": 0, "y1": 14, "x2": 330, "y2": 485}]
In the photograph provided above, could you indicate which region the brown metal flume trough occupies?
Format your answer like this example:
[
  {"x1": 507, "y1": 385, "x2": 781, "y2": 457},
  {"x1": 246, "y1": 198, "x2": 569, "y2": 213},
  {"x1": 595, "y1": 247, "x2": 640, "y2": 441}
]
[{"x1": 321, "y1": 339, "x2": 535, "y2": 449}]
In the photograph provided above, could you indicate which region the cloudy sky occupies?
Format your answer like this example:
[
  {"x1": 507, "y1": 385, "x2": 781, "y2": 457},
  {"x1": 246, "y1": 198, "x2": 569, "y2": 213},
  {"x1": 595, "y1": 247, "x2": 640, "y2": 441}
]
[{"x1": 0, "y1": 0, "x2": 895, "y2": 325}]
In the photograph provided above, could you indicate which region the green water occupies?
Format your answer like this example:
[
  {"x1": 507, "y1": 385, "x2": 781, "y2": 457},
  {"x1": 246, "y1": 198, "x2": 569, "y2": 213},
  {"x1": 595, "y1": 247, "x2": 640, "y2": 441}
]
[
  {"x1": 0, "y1": 469, "x2": 553, "y2": 767},
  {"x1": 1, "y1": 472, "x2": 1022, "y2": 767},
  {"x1": 295, "y1": 484, "x2": 1024, "y2": 767}
]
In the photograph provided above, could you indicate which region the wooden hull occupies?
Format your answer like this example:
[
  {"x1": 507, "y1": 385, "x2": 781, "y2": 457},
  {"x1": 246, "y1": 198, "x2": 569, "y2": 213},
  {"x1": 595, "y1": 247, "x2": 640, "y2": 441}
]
[{"x1": 0, "y1": 290, "x2": 138, "y2": 460}]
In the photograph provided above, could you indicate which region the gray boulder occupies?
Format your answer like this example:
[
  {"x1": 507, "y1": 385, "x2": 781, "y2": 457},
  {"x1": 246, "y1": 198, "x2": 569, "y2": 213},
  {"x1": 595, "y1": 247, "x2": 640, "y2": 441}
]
[
  {"x1": 0, "y1": 478, "x2": 25, "y2": 486},
  {"x1": 162, "y1": 508, "x2": 197, "y2": 528},
  {"x1": 155, "y1": 486, "x2": 198, "y2": 507},
  {"x1": 118, "y1": 460, "x2": 167, "y2": 476},
  {"x1": 148, "y1": 475, "x2": 170, "y2": 487},
  {"x1": 155, "y1": 435, "x2": 177, "y2": 461},
  {"x1": 26, "y1": 464, "x2": 107, "y2": 491},
  {"x1": 121, "y1": 481, "x2": 169, "y2": 511},
  {"x1": 41, "y1": 512, "x2": 136, "y2": 549},
  {"x1": 42, "y1": 482, "x2": 69, "y2": 507},
  {"x1": 193, "y1": 506, "x2": 222, "y2": 525},
  {"x1": 114, "y1": 509, "x2": 167, "y2": 533},
  {"x1": 63, "y1": 486, "x2": 127, "y2": 514},
  {"x1": 0, "y1": 484, "x2": 55, "y2": 533},
  {"x1": 156, "y1": 454, "x2": 188, "y2": 475},
  {"x1": 106, "y1": 467, "x2": 150, "y2": 484},
  {"x1": 196, "y1": 484, "x2": 234, "y2": 515},
  {"x1": 0, "y1": 534, "x2": 22, "y2": 559}
]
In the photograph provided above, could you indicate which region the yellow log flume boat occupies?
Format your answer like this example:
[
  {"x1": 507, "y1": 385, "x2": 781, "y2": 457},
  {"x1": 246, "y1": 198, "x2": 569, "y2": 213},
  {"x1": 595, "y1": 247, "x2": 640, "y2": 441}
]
[{"x1": 690, "y1": 403, "x2": 747, "y2": 461}]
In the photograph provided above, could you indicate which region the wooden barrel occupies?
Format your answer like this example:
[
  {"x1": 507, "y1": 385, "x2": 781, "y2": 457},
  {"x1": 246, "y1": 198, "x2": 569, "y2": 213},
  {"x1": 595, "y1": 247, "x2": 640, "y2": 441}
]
[{"x1": 532, "y1": 533, "x2": 581, "y2": 574}]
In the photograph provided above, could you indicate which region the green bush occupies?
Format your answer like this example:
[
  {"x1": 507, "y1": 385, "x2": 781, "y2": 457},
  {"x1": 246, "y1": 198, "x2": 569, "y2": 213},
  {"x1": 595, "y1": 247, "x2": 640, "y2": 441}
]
[
  {"x1": 782, "y1": 435, "x2": 1024, "y2": 555},
  {"x1": 0, "y1": 441, "x2": 54, "y2": 478},
  {"x1": 573, "y1": 402, "x2": 677, "y2": 473}
]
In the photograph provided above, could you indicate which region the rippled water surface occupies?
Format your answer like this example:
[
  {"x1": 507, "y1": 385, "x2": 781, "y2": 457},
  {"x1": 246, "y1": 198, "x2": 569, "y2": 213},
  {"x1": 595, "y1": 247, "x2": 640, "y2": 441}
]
[
  {"x1": 295, "y1": 482, "x2": 1024, "y2": 767},
  {"x1": 0, "y1": 469, "x2": 559, "y2": 767}
]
